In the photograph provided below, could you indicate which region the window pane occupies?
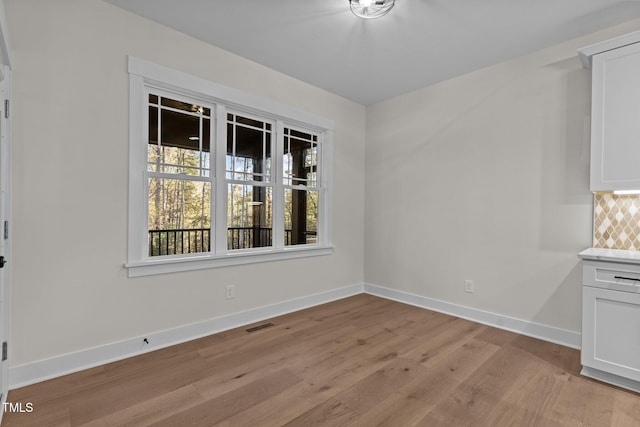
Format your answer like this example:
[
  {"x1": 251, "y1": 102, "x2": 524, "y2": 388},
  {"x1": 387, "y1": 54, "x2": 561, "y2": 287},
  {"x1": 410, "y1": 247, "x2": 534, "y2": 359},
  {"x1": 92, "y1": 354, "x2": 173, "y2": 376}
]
[
  {"x1": 161, "y1": 97, "x2": 210, "y2": 116},
  {"x1": 228, "y1": 113, "x2": 271, "y2": 131},
  {"x1": 202, "y1": 118, "x2": 211, "y2": 174},
  {"x1": 285, "y1": 189, "x2": 318, "y2": 246},
  {"x1": 148, "y1": 177, "x2": 211, "y2": 256},
  {"x1": 149, "y1": 105, "x2": 158, "y2": 143},
  {"x1": 227, "y1": 114, "x2": 272, "y2": 182},
  {"x1": 284, "y1": 127, "x2": 318, "y2": 187},
  {"x1": 286, "y1": 128, "x2": 313, "y2": 140},
  {"x1": 159, "y1": 110, "x2": 199, "y2": 150},
  {"x1": 227, "y1": 184, "x2": 273, "y2": 250},
  {"x1": 148, "y1": 95, "x2": 211, "y2": 176}
]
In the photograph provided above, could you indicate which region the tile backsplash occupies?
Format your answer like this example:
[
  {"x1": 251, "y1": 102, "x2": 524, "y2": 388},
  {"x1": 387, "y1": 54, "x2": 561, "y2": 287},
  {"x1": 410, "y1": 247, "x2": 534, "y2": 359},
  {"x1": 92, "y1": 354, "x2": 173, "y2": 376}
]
[{"x1": 593, "y1": 193, "x2": 640, "y2": 250}]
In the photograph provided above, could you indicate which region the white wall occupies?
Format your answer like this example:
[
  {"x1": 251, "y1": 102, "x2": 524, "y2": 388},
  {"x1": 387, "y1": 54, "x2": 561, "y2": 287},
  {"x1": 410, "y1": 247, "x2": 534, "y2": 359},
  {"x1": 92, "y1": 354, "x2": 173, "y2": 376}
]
[
  {"x1": 365, "y1": 19, "x2": 640, "y2": 334},
  {"x1": 5, "y1": 0, "x2": 365, "y2": 368}
]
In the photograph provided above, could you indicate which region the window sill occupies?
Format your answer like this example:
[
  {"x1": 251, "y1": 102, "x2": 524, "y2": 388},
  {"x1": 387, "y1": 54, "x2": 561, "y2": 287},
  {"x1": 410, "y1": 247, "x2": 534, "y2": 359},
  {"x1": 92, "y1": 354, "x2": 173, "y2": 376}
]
[{"x1": 125, "y1": 245, "x2": 334, "y2": 277}]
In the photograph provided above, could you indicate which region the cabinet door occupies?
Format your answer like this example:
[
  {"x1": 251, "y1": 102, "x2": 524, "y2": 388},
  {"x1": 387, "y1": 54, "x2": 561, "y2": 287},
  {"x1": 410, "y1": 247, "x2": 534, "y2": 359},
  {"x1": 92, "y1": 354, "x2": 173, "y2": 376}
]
[
  {"x1": 591, "y1": 42, "x2": 640, "y2": 191},
  {"x1": 582, "y1": 286, "x2": 640, "y2": 381}
]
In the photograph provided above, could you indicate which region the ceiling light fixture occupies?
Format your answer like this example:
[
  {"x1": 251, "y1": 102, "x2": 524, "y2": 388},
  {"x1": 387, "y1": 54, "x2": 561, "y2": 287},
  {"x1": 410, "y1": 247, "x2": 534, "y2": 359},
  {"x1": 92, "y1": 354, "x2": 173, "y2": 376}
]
[{"x1": 349, "y1": 0, "x2": 395, "y2": 19}]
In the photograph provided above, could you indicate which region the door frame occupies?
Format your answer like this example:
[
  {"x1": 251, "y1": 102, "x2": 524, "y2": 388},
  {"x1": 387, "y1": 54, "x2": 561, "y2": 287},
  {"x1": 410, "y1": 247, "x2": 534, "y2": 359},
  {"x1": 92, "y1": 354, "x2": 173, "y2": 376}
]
[{"x1": 0, "y1": 0, "x2": 12, "y2": 418}]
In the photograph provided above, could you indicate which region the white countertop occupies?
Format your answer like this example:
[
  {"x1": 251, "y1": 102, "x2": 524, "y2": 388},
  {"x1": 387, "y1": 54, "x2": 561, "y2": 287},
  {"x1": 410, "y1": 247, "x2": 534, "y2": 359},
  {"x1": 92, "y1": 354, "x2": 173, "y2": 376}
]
[{"x1": 579, "y1": 248, "x2": 640, "y2": 265}]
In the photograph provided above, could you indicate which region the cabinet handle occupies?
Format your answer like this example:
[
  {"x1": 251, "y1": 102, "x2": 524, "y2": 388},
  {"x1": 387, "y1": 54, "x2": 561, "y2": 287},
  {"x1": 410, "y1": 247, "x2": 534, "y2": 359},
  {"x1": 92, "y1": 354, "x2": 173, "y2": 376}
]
[{"x1": 614, "y1": 275, "x2": 640, "y2": 282}]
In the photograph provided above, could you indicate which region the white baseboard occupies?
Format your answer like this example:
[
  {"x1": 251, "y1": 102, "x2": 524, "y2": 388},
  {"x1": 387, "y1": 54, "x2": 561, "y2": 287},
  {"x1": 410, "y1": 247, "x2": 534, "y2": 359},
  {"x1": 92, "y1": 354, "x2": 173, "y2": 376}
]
[
  {"x1": 9, "y1": 283, "x2": 365, "y2": 390},
  {"x1": 581, "y1": 366, "x2": 640, "y2": 394},
  {"x1": 364, "y1": 283, "x2": 582, "y2": 350},
  {"x1": 9, "y1": 282, "x2": 582, "y2": 390}
]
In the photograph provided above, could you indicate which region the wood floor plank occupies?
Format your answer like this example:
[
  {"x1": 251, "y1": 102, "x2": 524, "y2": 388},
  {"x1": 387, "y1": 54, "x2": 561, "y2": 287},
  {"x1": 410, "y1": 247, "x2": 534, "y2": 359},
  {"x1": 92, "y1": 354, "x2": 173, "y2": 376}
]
[
  {"x1": 483, "y1": 360, "x2": 569, "y2": 426},
  {"x1": 507, "y1": 334, "x2": 582, "y2": 375},
  {"x1": 4, "y1": 294, "x2": 639, "y2": 427},
  {"x1": 282, "y1": 397, "x2": 360, "y2": 427},
  {"x1": 152, "y1": 368, "x2": 301, "y2": 426},
  {"x1": 343, "y1": 364, "x2": 460, "y2": 426},
  {"x1": 390, "y1": 310, "x2": 460, "y2": 339},
  {"x1": 296, "y1": 328, "x2": 417, "y2": 389},
  {"x1": 334, "y1": 357, "x2": 430, "y2": 415},
  {"x1": 193, "y1": 315, "x2": 376, "y2": 400},
  {"x1": 422, "y1": 345, "x2": 555, "y2": 426},
  {"x1": 402, "y1": 317, "x2": 484, "y2": 364},
  {"x1": 1, "y1": 405, "x2": 71, "y2": 427},
  {"x1": 611, "y1": 390, "x2": 640, "y2": 426},
  {"x1": 352, "y1": 337, "x2": 502, "y2": 426},
  {"x1": 4, "y1": 364, "x2": 107, "y2": 408},
  {"x1": 420, "y1": 337, "x2": 501, "y2": 383},
  {"x1": 344, "y1": 385, "x2": 448, "y2": 426},
  {"x1": 548, "y1": 374, "x2": 617, "y2": 426},
  {"x1": 69, "y1": 351, "x2": 213, "y2": 425},
  {"x1": 473, "y1": 400, "x2": 561, "y2": 427},
  {"x1": 215, "y1": 379, "x2": 344, "y2": 426},
  {"x1": 79, "y1": 384, "x2": 205, "y2": 427},
  {"x1": 193, "y1": 325, "x2": 360, "y2": 400}
]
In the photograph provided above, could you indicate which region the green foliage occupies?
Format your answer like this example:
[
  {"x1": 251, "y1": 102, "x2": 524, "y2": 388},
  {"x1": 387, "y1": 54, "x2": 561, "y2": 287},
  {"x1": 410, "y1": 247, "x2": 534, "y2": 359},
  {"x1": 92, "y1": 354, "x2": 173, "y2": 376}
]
[{"x1": 148, "y1": 145, "x2": 211, "y2": 256}]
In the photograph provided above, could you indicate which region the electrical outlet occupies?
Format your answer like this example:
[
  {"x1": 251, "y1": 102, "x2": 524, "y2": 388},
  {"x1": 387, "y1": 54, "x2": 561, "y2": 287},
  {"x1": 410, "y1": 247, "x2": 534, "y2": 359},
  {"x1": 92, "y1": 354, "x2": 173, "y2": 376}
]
[
  {"x1": 464, "y1": 280, "x2": 474, "y2": 293},
  {"x1": 225, "y1": 284, "x2": 235, "y2": 300}
]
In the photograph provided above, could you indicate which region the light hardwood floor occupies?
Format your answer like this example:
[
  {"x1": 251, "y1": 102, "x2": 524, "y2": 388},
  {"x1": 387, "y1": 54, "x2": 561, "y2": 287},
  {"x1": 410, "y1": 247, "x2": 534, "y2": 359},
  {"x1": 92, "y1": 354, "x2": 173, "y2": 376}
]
[{"x1": 3, "y1": 294, "x2": 639, "y2": 426}]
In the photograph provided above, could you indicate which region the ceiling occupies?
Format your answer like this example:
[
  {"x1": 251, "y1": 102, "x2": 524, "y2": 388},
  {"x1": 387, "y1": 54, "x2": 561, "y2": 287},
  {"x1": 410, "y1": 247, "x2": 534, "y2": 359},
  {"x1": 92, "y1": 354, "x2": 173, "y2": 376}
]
[{"x1": 104, "y1": 0, "x2": 640, "y2": 105}]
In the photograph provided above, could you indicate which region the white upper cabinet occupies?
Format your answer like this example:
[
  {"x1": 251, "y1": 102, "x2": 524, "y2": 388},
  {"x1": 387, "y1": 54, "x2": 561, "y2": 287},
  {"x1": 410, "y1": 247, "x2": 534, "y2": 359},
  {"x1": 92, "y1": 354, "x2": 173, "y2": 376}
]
[{"x1": 580, "y1": 32, "x2": 640, "y2": 192}]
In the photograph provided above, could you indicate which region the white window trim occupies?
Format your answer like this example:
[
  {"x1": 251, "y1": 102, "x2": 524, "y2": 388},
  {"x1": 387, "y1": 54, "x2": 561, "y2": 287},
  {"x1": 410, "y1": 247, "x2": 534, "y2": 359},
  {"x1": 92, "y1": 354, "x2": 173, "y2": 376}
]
[{"x1": 125, "y1": 56, "x2": 334, "y2": 277}]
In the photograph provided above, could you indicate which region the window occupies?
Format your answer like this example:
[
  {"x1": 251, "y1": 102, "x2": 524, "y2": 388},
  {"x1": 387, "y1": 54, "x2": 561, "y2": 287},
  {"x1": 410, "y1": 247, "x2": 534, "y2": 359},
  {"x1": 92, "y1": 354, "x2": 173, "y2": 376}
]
[
  {"x1": 147, "y1": 92, "x2": 212, "y2": 257},
  {"x1": 226, "y1": 112, "x2": 274, "y2": 250},
  {"x1": 283, "y1": 127, "x2": 319, "y2": 246},
  {"x1": 127, "y1": 57, "x2": 333, "y2": 276}
]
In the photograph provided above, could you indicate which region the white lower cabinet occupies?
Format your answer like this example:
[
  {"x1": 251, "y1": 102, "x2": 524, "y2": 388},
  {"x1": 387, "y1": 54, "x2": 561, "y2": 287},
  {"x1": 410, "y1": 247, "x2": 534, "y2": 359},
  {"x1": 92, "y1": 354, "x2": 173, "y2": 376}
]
[{"x1": 581, "y1": 259, "x2": 640, "y2": 392}]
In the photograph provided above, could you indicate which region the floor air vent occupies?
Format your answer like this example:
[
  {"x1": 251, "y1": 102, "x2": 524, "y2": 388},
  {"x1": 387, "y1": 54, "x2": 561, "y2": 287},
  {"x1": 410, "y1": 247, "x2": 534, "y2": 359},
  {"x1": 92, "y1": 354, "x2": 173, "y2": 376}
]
[{"x1": 246, "y1": 322, "x2": 275, "y2": 333}]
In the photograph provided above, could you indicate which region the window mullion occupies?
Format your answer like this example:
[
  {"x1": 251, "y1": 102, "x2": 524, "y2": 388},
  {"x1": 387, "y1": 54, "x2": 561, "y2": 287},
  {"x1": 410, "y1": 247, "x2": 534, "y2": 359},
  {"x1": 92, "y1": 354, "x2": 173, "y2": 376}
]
[
  {"x1": 208, "y1": 106, "x2": 216, "y2": 255},
  {"x1": 214, "y1": 105, "x2": 228, "y2": 255},
  {"x1": 272, "y1": 120, "x2": 285, "y2": 250},
  {"x1": 313, "y1": 136, "x2": 321, "y2": 246},
  {"x1": 199, "y1": 115, "x2": 203, "y2": 172}
]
